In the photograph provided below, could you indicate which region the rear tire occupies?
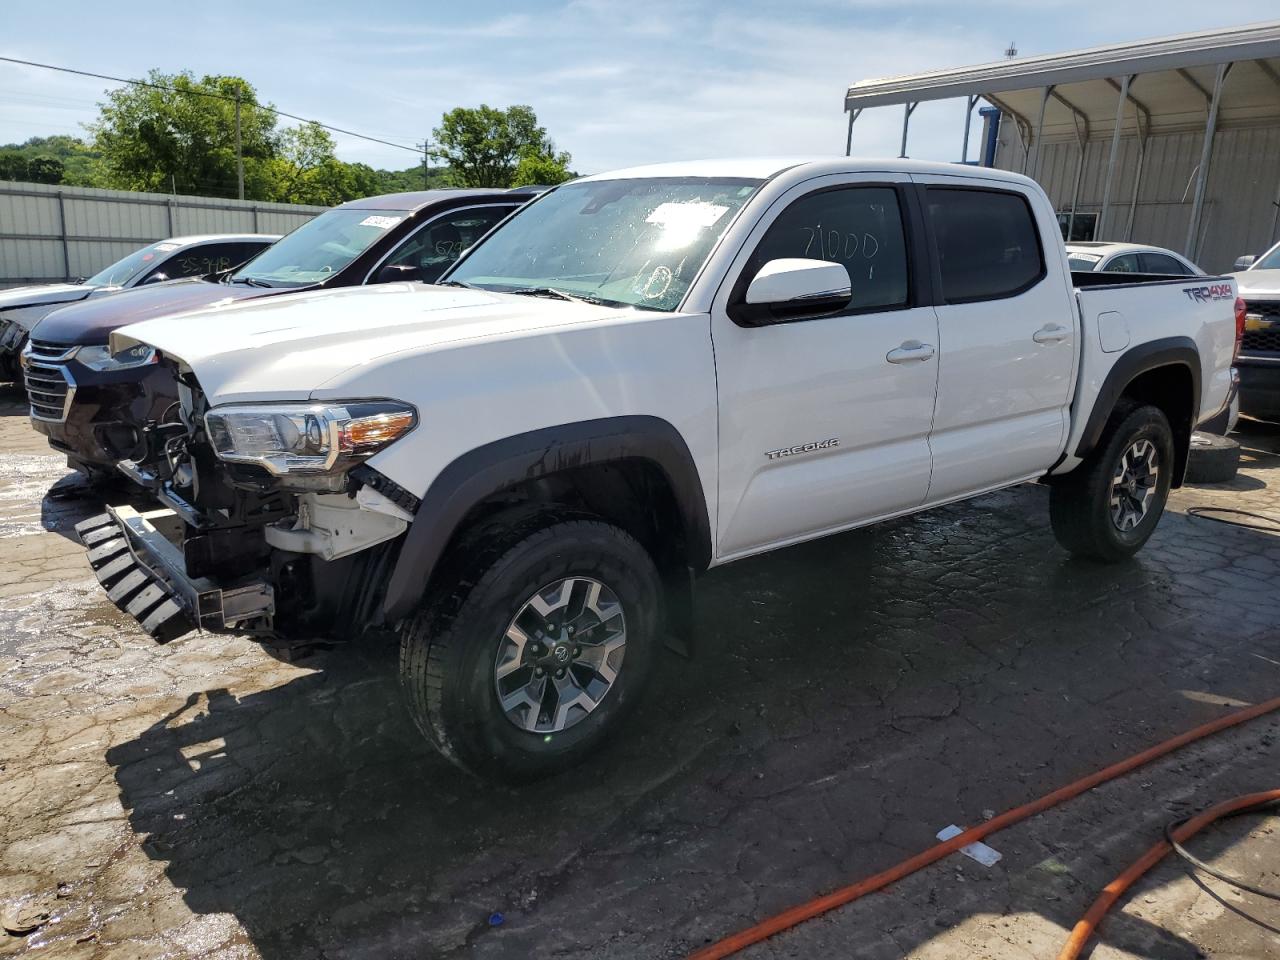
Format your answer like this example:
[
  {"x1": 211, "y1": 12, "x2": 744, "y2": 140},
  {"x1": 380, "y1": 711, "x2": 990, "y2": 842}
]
[
  {"x1": 399, "y1": 512, "x2": 661, "y2": 782},
  {"x1": 1050, "y1": 402, "x2": 1174, "y2": 562}
]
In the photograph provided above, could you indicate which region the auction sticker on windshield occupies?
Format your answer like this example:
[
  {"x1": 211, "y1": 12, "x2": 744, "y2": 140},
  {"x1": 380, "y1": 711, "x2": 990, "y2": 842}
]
[
  {"x1": 645, "y1": 201, "x2": 729, "y2": 229},
  {"x1": 359, "y1": 215, "x2": 403, "y2": 230}
]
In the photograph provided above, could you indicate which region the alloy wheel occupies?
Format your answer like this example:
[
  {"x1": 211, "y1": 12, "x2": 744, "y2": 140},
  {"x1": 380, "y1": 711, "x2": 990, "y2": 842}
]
[
  {"x1": 493, "y1": 577, "x2": 627, "y2": 734},
  {"x1": 1110, "y1": 438, "x2": 1160, "y2": 531}
]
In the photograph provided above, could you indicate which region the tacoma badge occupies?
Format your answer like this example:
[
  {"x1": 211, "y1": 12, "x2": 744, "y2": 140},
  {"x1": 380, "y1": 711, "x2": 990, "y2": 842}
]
[{"x1": 765, "y1": 438, "x2": 840, "y2": 460}]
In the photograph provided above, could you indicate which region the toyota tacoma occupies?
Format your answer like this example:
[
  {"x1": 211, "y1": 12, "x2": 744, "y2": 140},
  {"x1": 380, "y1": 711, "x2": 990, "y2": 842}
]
[{"x1": 77, "y1": 159, "x2": 1241, "y2": 781}]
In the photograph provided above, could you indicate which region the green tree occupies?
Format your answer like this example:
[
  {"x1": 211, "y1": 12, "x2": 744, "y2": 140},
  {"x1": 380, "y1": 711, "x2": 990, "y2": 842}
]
[
  {"x1": 88, "y1": 71, "x2": 278, "y2": 198},
  {"x1": 431, "y1": 104, "x2": 571, "y2": 188},
  {"x1": 26, "y1": 156, "x2": 65, "y2": 184},
  {"x1": 264, "y1": 123, "x2": 383, "y2": 206},
  {"x1": 0, "y1": 151, "x2": 27, "y2": 181},
  {"x1": 512, "y1": 145, "x2": 574, "y2": 187}
]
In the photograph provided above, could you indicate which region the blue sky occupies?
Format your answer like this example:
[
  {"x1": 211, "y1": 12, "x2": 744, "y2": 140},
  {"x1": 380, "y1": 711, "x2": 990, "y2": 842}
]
[{"x1": 0, "y1": 1, "x2": 1268, "y2": 175}]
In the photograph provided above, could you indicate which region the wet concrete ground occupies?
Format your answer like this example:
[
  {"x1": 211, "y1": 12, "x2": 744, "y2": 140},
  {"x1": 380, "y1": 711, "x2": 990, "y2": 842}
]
[{"x1": 1, "y1": 380, "x2": 1278, "y2": 960}]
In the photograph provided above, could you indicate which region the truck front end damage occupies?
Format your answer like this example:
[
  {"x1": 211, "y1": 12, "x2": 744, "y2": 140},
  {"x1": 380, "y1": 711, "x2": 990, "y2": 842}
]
[{"x1": 80, "y1": 356, "x2": 419, "y2": 644}]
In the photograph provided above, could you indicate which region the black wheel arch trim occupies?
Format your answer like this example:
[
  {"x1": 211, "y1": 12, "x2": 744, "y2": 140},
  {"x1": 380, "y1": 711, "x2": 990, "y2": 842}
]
[
  {"x1": 1074, "y1": 335, "x2": 1201, "y2": 461},
  {"x1": 381, "y1": 415, "x2": 712, "y2": 623}
]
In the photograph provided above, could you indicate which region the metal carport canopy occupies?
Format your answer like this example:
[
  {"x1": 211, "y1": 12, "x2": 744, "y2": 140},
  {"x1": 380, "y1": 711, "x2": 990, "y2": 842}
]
[
  {"x1": 841, "y1": 20, "x2": 1280, "y2": 257},
  {"x1": 843, "y1": 20, "x2": 1280, "y2": 141}
]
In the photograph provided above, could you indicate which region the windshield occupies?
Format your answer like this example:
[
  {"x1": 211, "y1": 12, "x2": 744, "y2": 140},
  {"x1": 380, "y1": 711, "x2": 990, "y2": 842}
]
[
  {"x1": 1067, "y1": 253, "x2": 1103, "y2": 271},
  {"x1": 446, "y1": 176, "x2": 762, "y2": 311},
  {"x1": 232, "y1": 208, "x2": 410, "y2": 287},
  {"x1": 1255, "y1": 243, "x2": 1280, "y2": 270},
  {"x1": 86, "y1": 241, "x2": 182, "y2": 287}
]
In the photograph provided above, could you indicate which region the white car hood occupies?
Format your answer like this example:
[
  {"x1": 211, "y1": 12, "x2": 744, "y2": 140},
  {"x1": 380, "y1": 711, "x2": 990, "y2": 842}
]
[
  {"x1": 113, "y1": 283, "x2": 627, "y2": 406},
  {"x1": 0, "y1": 283, "x2": 92, "y2": 311},
  {"x1": 1235, "y1": 269, "x2": 1280, "y2": 298}
]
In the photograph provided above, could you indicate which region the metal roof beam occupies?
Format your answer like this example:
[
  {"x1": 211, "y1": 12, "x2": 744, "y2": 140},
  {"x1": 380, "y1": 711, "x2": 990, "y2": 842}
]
[
  {"x1": 1176, "y1": 67, "x2": 1212, "y2": 102},
  {"x1": 1255, "y1": 57, "x2": 1280, "y2": 91},
  {"x1": 1049, "y1": 89, "x2": 1091, "y2": 141},
  {"x1": 1103, "y1": 77, "x2": 1152, "y2": 130}
]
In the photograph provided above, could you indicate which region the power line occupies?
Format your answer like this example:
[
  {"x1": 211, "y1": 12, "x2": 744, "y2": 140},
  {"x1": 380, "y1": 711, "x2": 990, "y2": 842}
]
[{"x1": 0, "y1": 55, "x2": 423, "y2": 156}]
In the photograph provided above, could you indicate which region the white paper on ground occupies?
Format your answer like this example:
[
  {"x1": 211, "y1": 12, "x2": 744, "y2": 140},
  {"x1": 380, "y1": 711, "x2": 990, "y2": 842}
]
[{"x1": 936, "y1": 824, "x2": 1002, "y2": 867}]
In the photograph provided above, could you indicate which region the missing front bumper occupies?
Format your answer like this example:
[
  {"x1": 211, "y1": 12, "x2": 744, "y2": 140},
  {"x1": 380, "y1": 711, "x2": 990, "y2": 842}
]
[{"x1": 75, "y1": 505, "x2": 275, "y2": 642}]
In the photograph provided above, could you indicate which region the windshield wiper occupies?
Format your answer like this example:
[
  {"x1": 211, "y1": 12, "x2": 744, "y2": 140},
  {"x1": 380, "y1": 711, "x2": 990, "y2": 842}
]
[
  {"x1": 508, "y1": 286, "x2": 611, "y2": 306},
  {"x1": 228, "y1": 276, "x2": 273, "y2": 288},
  {"x1": 439, "y1": 280, "x2": 478, "y2": 289}
]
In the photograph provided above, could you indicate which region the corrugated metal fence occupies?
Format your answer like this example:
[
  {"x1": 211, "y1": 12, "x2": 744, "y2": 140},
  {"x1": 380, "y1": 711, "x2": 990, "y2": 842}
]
[{"x1": 0, "y1": 181, "x2": 324, "y2": 288}]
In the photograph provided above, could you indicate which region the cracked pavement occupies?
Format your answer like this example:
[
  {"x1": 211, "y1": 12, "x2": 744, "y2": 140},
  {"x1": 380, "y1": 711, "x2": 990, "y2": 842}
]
[{"x1": 1, "y1": 381, "x2": 1278, "y2": 959}]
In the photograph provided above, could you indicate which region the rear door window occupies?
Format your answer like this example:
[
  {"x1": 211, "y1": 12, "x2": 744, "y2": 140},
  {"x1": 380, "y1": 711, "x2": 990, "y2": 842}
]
[
  {"x1": 1139, "y1": 252, "x2": 1192, "y2": 276},
  {"x1": 1103, "y1": 253, "x2": 1142, "y2": 273},
  {"x1": 925, "y1": 187, "x2": 1044, "y2": 302}
]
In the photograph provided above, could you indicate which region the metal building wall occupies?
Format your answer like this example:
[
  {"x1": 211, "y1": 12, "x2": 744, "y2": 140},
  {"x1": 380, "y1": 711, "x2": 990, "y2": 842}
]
[
  {"x1": 0, "y1": 181, "x2": 325, "y2": 288},
  {"x1": 993, "y1": 122, "x2": 1280, "y2": 273}
]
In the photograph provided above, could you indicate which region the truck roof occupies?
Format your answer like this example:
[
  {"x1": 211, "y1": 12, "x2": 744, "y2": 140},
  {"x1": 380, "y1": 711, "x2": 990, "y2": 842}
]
[{"x1": 575, "y1": 157, "x2": 1038, "y2": 186}]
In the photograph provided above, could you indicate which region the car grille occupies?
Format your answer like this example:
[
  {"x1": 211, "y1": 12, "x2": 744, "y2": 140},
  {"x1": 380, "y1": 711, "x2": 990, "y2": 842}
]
[
  {"x1": 1241, "y1": 301, "x2": 1280, "y2": 355},
  {"x1": 24, "y1": 338, "x2": 77, "y2": 422}
]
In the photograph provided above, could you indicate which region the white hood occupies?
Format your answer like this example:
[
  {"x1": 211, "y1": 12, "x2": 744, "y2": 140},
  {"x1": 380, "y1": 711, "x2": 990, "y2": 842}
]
[
  {"x1": 0, "y1": 283, "x2": 91, "y2": 309},
  {"x1": 1235, "y1": 269, "x2": 1280, "y2": 299},
  {"x1": 113, "y1": 283, "x2": 625, "y2": 406}
]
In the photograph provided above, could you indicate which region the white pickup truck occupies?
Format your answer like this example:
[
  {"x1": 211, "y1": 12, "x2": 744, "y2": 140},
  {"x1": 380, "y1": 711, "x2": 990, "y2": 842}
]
[{"x1": 78, "y1": 158, "x2": 1241, "y2": 781}]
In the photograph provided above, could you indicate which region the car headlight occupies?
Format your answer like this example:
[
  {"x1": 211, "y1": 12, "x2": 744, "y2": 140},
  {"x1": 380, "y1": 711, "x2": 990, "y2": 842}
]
[
  {"x1": 77, "y1": 343, "x2": 158, "y2": 371},
  {"x1": 204, "y1": 401, "x2": 417, "y2": 476}
]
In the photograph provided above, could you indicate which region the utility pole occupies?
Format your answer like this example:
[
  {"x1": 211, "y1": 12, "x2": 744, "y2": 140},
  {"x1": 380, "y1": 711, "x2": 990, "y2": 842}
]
[
  {"x1": 421, "y1": 138, "x2": 430, "y2": 189},
  {"x1": 235, "y1": 94, "x2": 244, "y2": 201}
]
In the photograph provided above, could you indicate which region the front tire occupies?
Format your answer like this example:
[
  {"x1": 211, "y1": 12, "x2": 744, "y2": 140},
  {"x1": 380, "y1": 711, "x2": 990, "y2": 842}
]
[
  {"x1": 1050, "y1": 402, "x2": 1175, "y2": 562},
  {"x1": 399, "y1": 515, "x2": 661, "y2": 782}
]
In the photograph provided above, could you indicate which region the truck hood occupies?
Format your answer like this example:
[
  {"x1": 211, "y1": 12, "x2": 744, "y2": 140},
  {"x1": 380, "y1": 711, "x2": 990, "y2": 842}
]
[
  {"x1": 113, "y1": 283, "x2": 629, "y2": 406},
  {"x1": 33, "y1": 278, "x2": 270, "y2": 346},
  {"x1": 1235, "y1": 269, "x2": 1280, "y2": 298}
]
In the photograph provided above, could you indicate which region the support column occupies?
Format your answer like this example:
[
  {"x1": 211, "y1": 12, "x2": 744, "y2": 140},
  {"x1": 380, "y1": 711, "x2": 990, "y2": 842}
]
[
  {"x1": 899, "y1": 102, "x2": 918, "y2": 158},
  {"x1": 56, "y1": 191, "x2": 70, "y2": 281},
  {"x1": 845, "y1": 108, "x2": 862, "y2": 157},
  {"x1": 1185, "y1": 62, "x2": 1229, "y2": 260},
  {"x1": 960, "y1": 94, "x2": 978, "y2": 163},
  {"x1": 1066, "y1": 139, "x2": 1086, "y2": 241},
  {"x1": 1125, "y1": 112, "x2": 1148, "y2": 242},
  {"x1": 1098, "y1": 74, "x2": 1132, "y2": 239},
  {"x1": 1027, "y1": 85, "x2": 1052, "y2": 180}
]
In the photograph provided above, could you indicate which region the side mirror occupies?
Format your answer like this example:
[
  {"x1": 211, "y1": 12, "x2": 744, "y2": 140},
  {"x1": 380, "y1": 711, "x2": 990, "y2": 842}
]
[
  {"x1": 733, "y1": 258, "x2": 852, "y2": 326},
  {"x1": 141, "y1": 272, "x2": 169, "y2": 285},
  {"x1": 374, "y1": 264, "x2": 420, "y2": 284},
  {"x1": 1233, "y1": 255, "x2": 1257, "y2": 271}
]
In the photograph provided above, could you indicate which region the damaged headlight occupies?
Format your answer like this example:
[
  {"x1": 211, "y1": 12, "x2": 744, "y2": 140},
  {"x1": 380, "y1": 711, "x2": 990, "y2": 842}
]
[
  {"x1": 77, "y1": 343, "x2": 158, "y2": 371},
  {"x1": 204, "y1": 401, "x2": 417, "y2": 476}
]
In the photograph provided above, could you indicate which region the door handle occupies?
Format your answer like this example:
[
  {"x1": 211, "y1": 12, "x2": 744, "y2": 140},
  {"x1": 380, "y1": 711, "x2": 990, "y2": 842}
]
[
  {"x1": 886, "y1": 341, "x2": 936, "y2": 364},
  {"x1": 1033, "y1": 324, "x2": 1071, "y2": 344}
]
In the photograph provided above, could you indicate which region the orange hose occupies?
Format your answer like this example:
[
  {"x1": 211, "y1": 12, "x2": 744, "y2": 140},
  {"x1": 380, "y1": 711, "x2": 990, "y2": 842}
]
[
  {"x1": 688, "y1": 695, "x2": 1280, "y2": 960},
  {"x1": 1056, "y1": 788, "x2": 1280, "y2": 960}
]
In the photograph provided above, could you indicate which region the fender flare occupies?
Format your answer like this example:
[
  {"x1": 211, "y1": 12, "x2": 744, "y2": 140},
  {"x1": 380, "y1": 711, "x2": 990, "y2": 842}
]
[
  {"x1": 381, "y1": 415, "x2": 712, "y2": 623},
  {"x1": 1074, "y1": 336, "x2": 1200, "y2": 461}
]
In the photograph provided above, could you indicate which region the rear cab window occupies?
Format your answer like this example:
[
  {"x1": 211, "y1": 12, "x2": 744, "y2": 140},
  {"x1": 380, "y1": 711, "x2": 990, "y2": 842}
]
[{"x1": 925, "y1": 187, "x2": 1044, "y2": 302}]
